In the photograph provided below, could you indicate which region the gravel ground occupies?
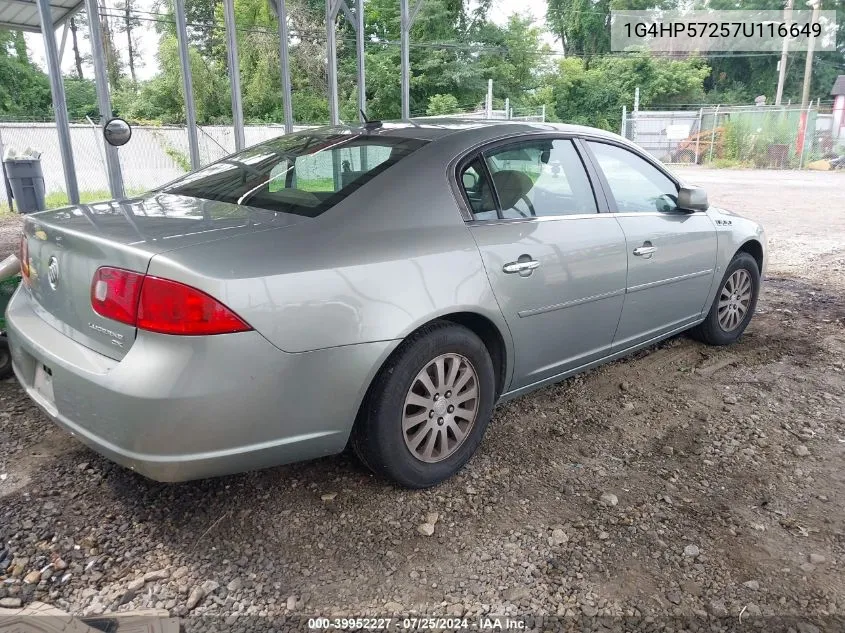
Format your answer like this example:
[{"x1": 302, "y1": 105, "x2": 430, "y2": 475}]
[{"x1": 1, "y1": 169, "x2": 844, "y2": 631}]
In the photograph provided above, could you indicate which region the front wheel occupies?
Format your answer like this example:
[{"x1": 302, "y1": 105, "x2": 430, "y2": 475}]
[
  {"x1": 690, "y1": 251, "x2": 760, "y2": 346},
  {"x1": 351, "y1": 321, "x2": 496, "y2": 488}
]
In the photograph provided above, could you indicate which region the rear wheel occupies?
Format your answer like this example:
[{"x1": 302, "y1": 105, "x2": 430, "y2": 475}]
[
  {"x1": 691, "y1": 251, "x2": 760, "y2": 346},
  {"x1": 0, "y1": 338, "x2": 12, "y2": 379},
  {"x1": 351, "y1": 321, "x2": 496, "y2": 488}
]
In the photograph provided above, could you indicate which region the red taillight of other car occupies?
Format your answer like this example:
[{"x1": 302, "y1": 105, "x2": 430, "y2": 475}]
[
  {"x1": 91, "y1": 267, "x2": 251, "y2": 336},
  {"x1": 19, "y1": 234, "x2": 29, "y2": 286}
]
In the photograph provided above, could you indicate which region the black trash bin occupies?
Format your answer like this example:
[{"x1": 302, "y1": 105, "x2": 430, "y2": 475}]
[{"x1": 3, "y1": 158, "x2": 46, "y2": 213}]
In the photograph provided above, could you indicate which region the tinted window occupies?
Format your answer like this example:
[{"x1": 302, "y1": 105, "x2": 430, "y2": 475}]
[
  {"x1": 587, "y1": 142, "x2": 678, "y2": 213},
  {"x1": 482, "y1": 139, "x2": 597, "y2": 218},
  {"x1": 459, "y1": 158, "x2": 498, "y2": 220},
  {"x1": 161, "y1": 131, "x2": 426, "y2": 217}
]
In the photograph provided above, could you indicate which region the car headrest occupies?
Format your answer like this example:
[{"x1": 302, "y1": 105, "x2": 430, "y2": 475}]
[{"x1": 491, "y1": 170, "x2": 534, "y2": 210}]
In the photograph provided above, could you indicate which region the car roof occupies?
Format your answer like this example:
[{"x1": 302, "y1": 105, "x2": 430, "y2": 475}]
[{"x1": 320, "y1": 119, "x2": 624, "y2": 144}]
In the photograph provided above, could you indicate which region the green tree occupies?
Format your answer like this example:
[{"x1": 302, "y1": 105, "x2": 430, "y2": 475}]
[
  {"x1": 64, "y1": 78, "x2": 99, "y2": 119},
  {"x1": 477, "y1": 13, "x2": 554, "y2": 114},
  {"x1": 426, "y1": 93, "x2": 459, "y2": 115},
  {"x1": 0, "y1": 31, "x2": 52, "y2": 119},
  {"x1": 553, "y1": 55, "x2": 710, "y2": 130}
]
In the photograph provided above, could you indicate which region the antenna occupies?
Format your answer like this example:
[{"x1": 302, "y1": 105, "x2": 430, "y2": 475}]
[{"x1": 360, "y1": 109, "x2": 370, "y2": 123}]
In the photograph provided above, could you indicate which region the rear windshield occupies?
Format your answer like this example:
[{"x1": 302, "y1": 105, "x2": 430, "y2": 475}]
[{"x1": 160, "y1": 130, "x2": 427, "y2": 217}]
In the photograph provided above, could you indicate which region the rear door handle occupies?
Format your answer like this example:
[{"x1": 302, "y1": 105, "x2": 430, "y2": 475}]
[{"x1": 503, "y1": 260, "x2": 540, "y2": 275}]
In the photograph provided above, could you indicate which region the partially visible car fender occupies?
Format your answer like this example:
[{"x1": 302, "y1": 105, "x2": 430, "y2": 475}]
[{"x1": 701, "y1": 206, "x2": 767, "y2": 312}]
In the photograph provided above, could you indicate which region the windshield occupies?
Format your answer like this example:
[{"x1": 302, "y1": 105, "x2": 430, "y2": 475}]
[{"x1": 160, "y1": 130, "x2": 427, "y2": 217}]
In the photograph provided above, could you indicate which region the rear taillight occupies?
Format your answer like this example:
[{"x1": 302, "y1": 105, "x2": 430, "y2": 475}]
[
  {"x1": 136, "y1": 276, "x2": 251, "y2": 335},
  {"x1": 90, "y1": 267, "x2": 251, "y2": 336},
  {"x1": 91, "y1": 267, "x2": 144, "y2": 325},
  {"x1": 19, "y1": 234, "x2": 29, "y2": 286}
]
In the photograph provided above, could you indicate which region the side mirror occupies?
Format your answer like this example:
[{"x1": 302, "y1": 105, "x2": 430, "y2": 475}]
[
  {"x1": 103, "y1": 117, "x2": 132, "y2": 147},
  {"x1": 677, "y1": 185, "x2": 709, "y2": 212}
]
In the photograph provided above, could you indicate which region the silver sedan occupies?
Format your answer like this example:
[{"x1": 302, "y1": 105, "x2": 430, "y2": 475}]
[{"x1": 7, "y1": 121, "x2": 766, "y2": 488}]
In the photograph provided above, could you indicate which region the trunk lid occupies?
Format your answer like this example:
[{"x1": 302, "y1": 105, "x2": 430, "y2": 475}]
[{"x1": 22, "y1": 193, "x2": 307, "y2": 360}]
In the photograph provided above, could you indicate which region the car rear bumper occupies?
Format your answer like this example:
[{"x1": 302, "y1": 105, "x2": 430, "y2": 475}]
[{"x1": 6, "y1": 286, "x2": 395, "y2": 482}]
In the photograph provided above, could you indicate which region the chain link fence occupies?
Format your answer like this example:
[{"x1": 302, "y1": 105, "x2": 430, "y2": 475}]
[
  {"x1": 623, "y1": 104, "x2": 839, "y2": 169},
  {"x1": 0, "y1": 122, "x2": 310, "y2": 207}
]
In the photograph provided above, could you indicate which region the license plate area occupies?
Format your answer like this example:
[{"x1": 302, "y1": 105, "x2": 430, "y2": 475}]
[{"x1": 33, "y1": 362, "x2": 55, "y2": 405}]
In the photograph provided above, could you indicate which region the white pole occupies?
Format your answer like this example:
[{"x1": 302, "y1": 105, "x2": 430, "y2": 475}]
[{"x1": 486, "y1": 79, "x2": 493, "y2": 119}]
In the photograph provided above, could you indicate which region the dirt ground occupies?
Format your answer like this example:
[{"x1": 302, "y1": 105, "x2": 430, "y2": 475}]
[{"x1": 0, "y1": 168, "x2": 844, "y2": 631}]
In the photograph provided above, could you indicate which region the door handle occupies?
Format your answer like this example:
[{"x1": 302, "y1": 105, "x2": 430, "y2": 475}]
[
  {"x1": 633, "y1": 244, "x2": 656, "y2": 258},
  {"x1": 503, "y1": 259, "x2": 540, "y2": 275}
]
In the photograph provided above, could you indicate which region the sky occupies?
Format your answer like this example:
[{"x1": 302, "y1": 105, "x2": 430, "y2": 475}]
[{"x1": 25, "y1": 0, "x2": 559, "y2": 83}]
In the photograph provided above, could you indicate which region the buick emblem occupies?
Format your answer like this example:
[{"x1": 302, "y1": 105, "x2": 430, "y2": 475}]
[{"x1": 47, "y1": 256, "x2": 59, "y2": 289}]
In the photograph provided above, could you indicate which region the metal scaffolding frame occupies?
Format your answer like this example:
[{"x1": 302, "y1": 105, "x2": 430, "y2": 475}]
[
  {"x1": 174, "y1": 0, "x2": 201, "y2": 169},
  {"x1": 400, "y1": 0, "x2": 424, "y2": 120},
  {"x1": 223, "y1": 0, "x2": 245, "y2": 150},
  {"x1": 83, "y1": 0, "x2": 124, "y2": 198},
  {"x1": 325, "y1": 0, "x2": 366, "y2": 125},
  {"x1": 277, "y1": 0, "x2": 294, "y2": 133},
  {"x1": 2, "y1": 0, "x2": 423, "y2": 205},
  {"x1": 34, "y1": 0, "x2": 79, "y2": 203}
]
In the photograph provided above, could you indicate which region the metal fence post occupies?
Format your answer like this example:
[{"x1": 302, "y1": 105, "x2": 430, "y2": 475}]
[
  {"x1": 35, "y1": 0, "x2": 80, "y2": 204},
  {"x1": 223, "y1": 0, "x2": 245, "y2": 150},
  {"x1": 708, "y1": 104, "x2": 721, "y2": 165},
  {"x1": 621, "y1": 105, "x2": 627, "y2": 137},
  {"x1": 631, "y1": 86, "x2": 639, "y2": 146},
  {"x1": 400, "y1": 0, "x2": 424, "y2": 120},
  {"x1": 84, "y1": 0, "x2": 125, "y2": 198},
  {"x1": 694, "y1": 108, "x2": 703, "y2": 163},
  {"x1": 174, "y1": 0, "x2": 201, "y2": 169},
  {"x1": 0, "y1": 128, "x2": 14, "y2": 212},
  {"x1": 277, "y1": 0, "x2": 294, "y2": 133},
  {"x1": 799, "y1": 104, "x2": 812, "y2": 168},
  {"x1": 326, "y1": 0, "x2": 339, "y2": 125},
  {"x1": 356, "y1": 0, "x2": 366, "y2": 122}
]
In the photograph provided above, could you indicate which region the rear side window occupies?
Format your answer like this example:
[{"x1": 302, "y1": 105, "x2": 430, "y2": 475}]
[
  {"x1": 459, "y1": 138, "x2": 597, "y2": 221},
  {"x1": 459, "y1": 158, "x2": 498, "y2": 220},
  {"x1": 161, "y1": 132, "x2": 426, "y2": 217}
]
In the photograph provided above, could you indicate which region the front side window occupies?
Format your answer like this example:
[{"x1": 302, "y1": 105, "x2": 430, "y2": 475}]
[
  {"x1": 161, "y1": 131, "x2": 426, "y2": 217},
  {"x1": 587, "y1": 141, "x2": 679, "y2": 213},
  {"x1": 480, "y1": 139, "x2": 597, "y2": 219}
]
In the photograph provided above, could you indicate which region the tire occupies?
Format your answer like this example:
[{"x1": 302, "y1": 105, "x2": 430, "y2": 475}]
[
  {"x1": 0, "y1": 338, "x2": 12, "y2": 380},
  {"x1": 351, "y1": 321, "x2": 496, "y2": 488},
  {"x1": 690, "y1": 251, "x2": 760, "y2": 346}
]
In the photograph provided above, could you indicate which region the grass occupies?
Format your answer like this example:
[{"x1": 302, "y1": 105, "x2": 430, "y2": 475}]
[{"x1": 0, "y1": 189, "x2": 146, "y2": 215}]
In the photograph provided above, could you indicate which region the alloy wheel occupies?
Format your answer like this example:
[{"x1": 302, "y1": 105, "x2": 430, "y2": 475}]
[
  {"x1": 402, "y1": 353, "x2": 480, "y2": 463},
  {"x1": 718, "y1": 268, "x2": 753, "y2": 332}
]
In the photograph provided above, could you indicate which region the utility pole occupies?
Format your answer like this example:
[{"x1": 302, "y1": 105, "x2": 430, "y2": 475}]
[
  {"x1": 775, "y1": 0, "x2": 793, "y2": 106},
  {"x1": 800, "y1": 0, "x2": 821, "y2": 108}
]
